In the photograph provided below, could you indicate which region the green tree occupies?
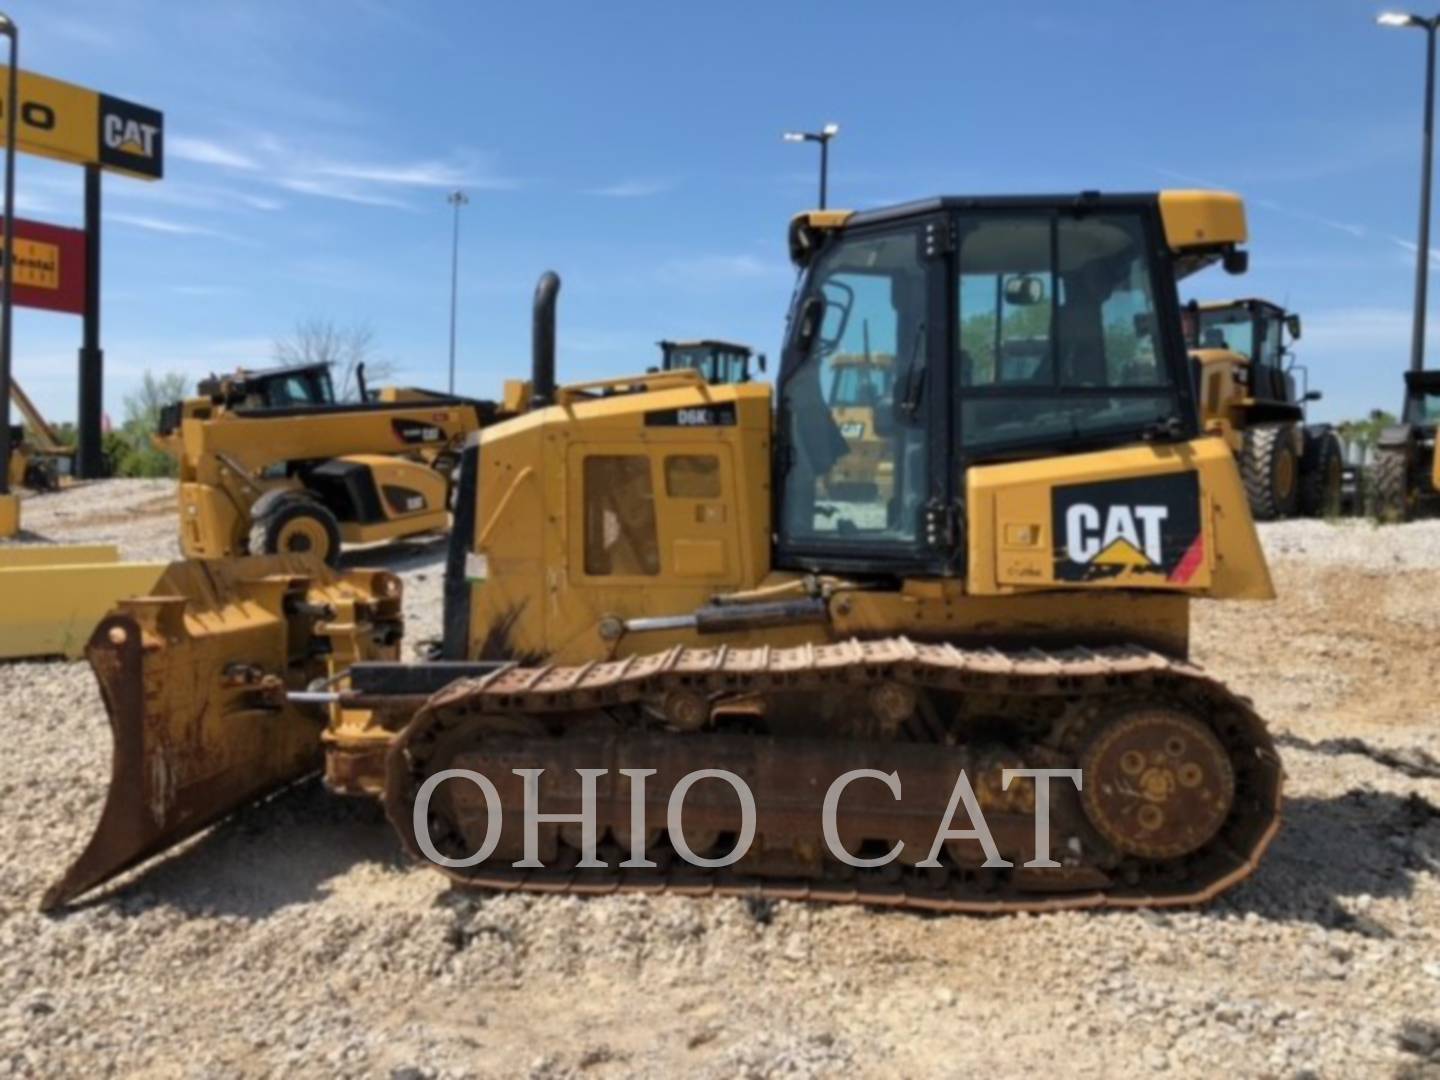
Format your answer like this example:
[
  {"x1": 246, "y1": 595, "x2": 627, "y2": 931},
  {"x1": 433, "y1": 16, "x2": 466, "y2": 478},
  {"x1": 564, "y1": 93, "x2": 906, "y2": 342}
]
[
  {"x1": 1336, "y1": 409, "x2": 1396, "y2": 453},
  {"x1": 113, "y1": 370, "x2": 189, "y2": 477}
]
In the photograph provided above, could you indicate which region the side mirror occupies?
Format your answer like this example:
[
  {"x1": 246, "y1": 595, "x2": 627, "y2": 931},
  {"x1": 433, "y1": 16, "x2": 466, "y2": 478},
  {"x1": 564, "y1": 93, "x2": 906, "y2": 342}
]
[
  {"x1": 1223, "y1": 249, "x2": 1249, "y2": 275},
  {"x1": 1003, "y1": 275, "x2": 1047, "y2": 306},
  {"x1": 1304, "y1": 390, "x2": 1322, "y2": 403},
  {"x1": 756, "y1": 353, "x2": 768, "y2": 373},
  {"x1": 1286, "y1": 314, "x2": 1302, "y2": 340}
]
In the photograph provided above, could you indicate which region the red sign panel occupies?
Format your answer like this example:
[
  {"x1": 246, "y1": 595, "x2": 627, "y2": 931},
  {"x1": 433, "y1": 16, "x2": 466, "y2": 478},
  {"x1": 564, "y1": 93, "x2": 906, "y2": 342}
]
[{"x1": 0, "y1": 217, "x2": 87, "y2": 316}]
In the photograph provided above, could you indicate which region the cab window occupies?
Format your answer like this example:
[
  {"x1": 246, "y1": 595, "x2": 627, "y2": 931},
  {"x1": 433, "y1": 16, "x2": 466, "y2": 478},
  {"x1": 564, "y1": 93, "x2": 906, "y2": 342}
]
[{"x1": 956, "y1": 212, "x2": 1181, "y2": 455}]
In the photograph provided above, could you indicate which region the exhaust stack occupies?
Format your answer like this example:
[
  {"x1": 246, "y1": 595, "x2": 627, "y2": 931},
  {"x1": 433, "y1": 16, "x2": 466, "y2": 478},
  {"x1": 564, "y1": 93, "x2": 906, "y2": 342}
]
[{"x1": 531, "y1": 271, "x2": 560, "y2": 408}]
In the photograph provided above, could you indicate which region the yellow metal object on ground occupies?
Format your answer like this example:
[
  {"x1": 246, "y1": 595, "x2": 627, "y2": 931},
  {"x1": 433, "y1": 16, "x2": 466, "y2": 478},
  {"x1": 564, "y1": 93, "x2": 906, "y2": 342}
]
[
  {"x1": 0, "y1": 493, "x2": 17, "y2": 538},
  {"x1": 0, "y1": 549, "x2": 167, "y2": 659},
  {"x1": 0, "y1": 543, "x2": 119, "y2": 567}
]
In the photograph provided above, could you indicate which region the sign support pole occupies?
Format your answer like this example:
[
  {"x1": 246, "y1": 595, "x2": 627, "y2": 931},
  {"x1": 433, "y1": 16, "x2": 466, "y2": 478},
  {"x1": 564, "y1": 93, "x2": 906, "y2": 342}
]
[
  {"x1": 76, "y1": 163, "x2": 102, "y2": 479},
  {"x1": 0, "y1": 19, "x2": 18, "y2": 499}
]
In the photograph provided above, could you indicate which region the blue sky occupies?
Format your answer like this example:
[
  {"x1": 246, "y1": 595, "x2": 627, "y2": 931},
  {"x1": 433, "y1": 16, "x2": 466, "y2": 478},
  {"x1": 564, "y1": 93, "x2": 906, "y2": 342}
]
[{"x1": 4, "y1": 0, "x2": 1437, "y2": 425}]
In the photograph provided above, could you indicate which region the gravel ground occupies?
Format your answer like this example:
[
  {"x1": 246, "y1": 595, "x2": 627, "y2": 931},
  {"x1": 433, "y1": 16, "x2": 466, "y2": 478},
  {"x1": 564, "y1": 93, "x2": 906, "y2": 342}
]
[{"x1": 3, "y1": 482, "x2": 1440, "y2": 1079}]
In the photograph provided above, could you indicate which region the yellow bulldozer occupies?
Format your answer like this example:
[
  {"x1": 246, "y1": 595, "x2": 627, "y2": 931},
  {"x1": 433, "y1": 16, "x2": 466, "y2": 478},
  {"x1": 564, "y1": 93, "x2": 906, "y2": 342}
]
[
  {"x1": 47, "y1": 189, "x2": 1284, "y2": 916},
  {"x1": 1183, "y1": 299, "x2": 1342, "y2": 519},
  {"x1": 156, "y1": 361, "x2": 501, "y2": 564}
]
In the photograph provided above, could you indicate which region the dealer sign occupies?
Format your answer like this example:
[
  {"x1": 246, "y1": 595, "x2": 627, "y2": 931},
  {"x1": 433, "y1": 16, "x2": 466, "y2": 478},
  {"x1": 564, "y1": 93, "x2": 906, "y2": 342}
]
[
  {"x1": 0, "y1": 68, "x2": 163, "y2": 181},
  {"x1": 0, "y1": 217, "x2": 88, "y2": 316}
]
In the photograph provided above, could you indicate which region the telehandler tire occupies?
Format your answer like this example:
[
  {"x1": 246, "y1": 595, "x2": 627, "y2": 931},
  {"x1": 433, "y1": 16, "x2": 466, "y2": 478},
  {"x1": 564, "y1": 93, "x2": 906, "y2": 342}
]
[
  {"x1": 1299, "y1": 431, "x2": 1343, "y2": 518},
  {"x1": 1241, "y1": 423, "x2": 1300, "y2": 520},
  {"x1": 248, "y1": 495, "x2": 343, "y2": 566},
  {"x1": 1372, "y1": 447, "x2": 1412, "y2": 523}
]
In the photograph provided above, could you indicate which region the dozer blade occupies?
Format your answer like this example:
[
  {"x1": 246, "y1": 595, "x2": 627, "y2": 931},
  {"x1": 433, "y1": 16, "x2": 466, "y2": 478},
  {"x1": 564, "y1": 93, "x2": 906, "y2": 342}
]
[{"x1": 42, "y1": 555, "x2": 402, "y2": 911}]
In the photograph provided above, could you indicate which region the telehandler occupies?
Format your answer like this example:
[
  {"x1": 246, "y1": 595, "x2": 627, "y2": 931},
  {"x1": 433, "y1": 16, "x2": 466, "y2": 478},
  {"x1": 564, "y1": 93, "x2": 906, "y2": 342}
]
[
  {"x1": 7, "y1": 378, "x2": 73, "y2": 492},
  {"x1": 156, "y1": 361, "x2": 501, "y2": 564},
  {"x1": 1183, "y1": 299, "x2": 1342, "y2": 519},
  {"x1": 48, "y1": 190, "x2": 1283, "y2": 916}
]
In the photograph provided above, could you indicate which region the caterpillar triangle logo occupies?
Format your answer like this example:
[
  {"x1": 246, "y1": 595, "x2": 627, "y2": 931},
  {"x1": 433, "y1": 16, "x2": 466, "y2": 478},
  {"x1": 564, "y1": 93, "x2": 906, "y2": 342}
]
[{"x1": 1091, "y1": 536, "x2": 1154, "y2": 569}]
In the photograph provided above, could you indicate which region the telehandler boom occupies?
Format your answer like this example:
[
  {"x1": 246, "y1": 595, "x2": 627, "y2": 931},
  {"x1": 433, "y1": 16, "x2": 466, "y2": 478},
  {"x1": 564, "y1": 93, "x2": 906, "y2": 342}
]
[{"x1": 48, "y1": 190, "x2": 1283, "y2": 916}]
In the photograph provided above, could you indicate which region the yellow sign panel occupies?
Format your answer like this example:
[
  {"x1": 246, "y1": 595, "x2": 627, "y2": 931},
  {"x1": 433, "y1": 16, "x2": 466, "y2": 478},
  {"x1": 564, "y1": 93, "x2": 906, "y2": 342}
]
[
  {"x1": 0, "y1": 236, "x2": 60, "y2": 289},
  {"x1": 0, "y1": 68, "x2": 163, "y2": 180}
]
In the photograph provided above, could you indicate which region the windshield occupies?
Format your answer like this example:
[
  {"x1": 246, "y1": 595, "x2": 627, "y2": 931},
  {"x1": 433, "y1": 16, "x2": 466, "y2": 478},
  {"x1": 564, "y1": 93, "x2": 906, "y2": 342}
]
[
  {"x1": 1194, "y1": 307, "x2": 1255, "y2": 360},
  {"x1": 1417, "y1": 390, "x2": 1440, "y2": 425},
  {"x1": 956, "y1": 212, "x2": 1182, "y2": 455},
  {"x1": 778, "y1": 225, "x2": 931, "y2": 549}
]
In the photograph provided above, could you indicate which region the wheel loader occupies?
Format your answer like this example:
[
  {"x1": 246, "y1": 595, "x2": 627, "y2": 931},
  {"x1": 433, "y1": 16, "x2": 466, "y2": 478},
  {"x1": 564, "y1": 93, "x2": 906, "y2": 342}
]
[
  {"x1": 1183, "y1": 299, "x2": 1342, "y2": 519},
  {"x1": 1372, "y1": 368, "x2": 1440, "y2": 521},
  {"x1": 46, "y1": 189, "x2": 1284, "y2": 916},
  {"x1": 155, "y1": 361, "x2": 505, "y2": 565}
]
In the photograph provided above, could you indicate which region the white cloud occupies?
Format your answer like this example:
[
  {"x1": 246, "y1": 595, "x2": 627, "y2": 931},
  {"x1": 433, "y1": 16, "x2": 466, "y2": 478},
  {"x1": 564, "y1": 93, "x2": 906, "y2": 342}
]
[
  {"x1": 585, "y1": 179, "x2": 671, "y2": 198},
  {"x1": 108, "y1": 213, "x2": 252, "y2": 245},
  {"x1": 170, "y1": 137, "x2": 259, "y2": 171},
  {"x1": 160, "y1": 130, "x2": 519, "y2": 210},
  {"x1": 1300, "y1": 307, "x2": 1413, "y2": 353},
  {"x1": 275, "y1": 177, "x2": 412, "y2": 209},
  {"x1": 664, "y1": 253, "x2": 789, "y2": 281},
  {"x1": 110, "y1": 213, "x2": 217, "y2": 236}
]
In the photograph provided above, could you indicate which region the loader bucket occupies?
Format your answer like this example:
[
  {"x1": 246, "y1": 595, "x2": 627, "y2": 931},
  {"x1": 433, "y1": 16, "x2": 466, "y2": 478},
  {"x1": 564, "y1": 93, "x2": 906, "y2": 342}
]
[{"x1": 42, "y1": 555, "x2": 402, "y2": 911}]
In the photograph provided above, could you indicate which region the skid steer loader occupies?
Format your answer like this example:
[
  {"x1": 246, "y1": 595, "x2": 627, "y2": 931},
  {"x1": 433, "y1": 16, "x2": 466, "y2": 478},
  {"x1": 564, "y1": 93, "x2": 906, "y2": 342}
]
[
  {"x1": 47, "y1": 189, "x2": 1284, "y2": 916},
  {"x1": 1183, "y1": 299, "x2": 1342, "y2": 519},
  {"x1": 155, "y1": 362, "x2": 503, "y2": 565}
]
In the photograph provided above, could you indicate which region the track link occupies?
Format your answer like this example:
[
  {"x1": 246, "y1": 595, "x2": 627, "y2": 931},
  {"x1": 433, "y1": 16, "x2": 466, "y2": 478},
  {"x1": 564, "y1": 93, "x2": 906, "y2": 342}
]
[{"x1": 383, "y1": 639, "x2": 1283, "y2": 914}]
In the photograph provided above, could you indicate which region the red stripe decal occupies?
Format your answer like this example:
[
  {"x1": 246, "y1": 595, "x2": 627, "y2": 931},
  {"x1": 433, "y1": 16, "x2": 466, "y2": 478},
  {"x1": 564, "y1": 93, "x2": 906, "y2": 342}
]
[{"x1": 1168, "y1": 535, "x2": 1205, "y2": 584}]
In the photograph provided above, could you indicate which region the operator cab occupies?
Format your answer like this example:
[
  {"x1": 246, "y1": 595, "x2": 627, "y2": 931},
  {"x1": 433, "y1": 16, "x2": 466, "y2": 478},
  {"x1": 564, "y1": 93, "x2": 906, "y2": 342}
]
[
  {"x1": 776, "y1": 192, "x2": 1245, "y2": 576},
  {"x1": 1403, "y1": 368, "x2": 1440, "y2": 431},
  {"x1": 196, "y1": 363, "x2": 339, "y2": 411},
  {"x1": 1184, "y1": 299, "x2": 1304, "y2": 407},
  {"x1": 657, "y1": 339, "x2": 763, "y2": 384}
]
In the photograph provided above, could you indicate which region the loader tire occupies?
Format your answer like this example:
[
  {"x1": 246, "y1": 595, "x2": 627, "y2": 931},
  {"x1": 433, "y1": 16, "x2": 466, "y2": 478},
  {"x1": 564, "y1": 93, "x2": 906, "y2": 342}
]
[
  {"x1": 248, "y1": 495, "x2": 342, "y2": 566},
  {"x1": 1241, "y1": 423, "x2": 1300, "y2": 520},
  {"x1": 1299, "y1": 431, "x2": 1343, "y2": 518},
  {"x1": 1372, "y1": 447, "x2": 1412, "y2": 524}
]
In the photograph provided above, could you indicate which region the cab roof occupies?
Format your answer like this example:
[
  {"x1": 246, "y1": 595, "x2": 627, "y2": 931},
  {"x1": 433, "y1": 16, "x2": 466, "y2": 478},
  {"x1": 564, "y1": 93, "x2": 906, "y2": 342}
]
[{"x1": 788, "y1": 190, "x2": 1247, "y2": 274}]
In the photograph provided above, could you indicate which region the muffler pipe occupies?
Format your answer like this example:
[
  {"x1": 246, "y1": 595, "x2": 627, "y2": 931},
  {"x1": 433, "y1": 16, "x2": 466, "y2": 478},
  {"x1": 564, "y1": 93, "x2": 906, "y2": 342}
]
[{"x1": 531, "y1": 270, "x2": 560, "y2": 408}]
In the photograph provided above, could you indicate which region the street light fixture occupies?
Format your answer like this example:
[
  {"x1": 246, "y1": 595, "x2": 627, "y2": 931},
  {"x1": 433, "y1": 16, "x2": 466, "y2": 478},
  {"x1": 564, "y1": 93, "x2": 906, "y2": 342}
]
[
  {"x1": 1379, "y1": 11, "x2": 1440, "y2": 374},
  {"x1": 782, "y1": 122, "x2": 840, "y2": 209},
  {"x1": 0, "y1": 12, "x2": 18, "y2": 502},
  {"x1": 445, "y1": 190, "x2": 469, "y2": 395}
]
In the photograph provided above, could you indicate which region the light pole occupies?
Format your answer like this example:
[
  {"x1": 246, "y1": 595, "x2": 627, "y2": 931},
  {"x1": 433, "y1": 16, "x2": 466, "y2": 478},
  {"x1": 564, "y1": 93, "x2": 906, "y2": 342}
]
[
  {"x1": 1380, "y1": 11, "x2": 1440, "y2": 373},
  {"x1": 445, "y1": 189, "x2": 468, "y2": 394},
  {"x1": 782, "y1": 122, "x2": 840, "y2": 209},
  {"x1": 0, "y1": 12, "x2": 17, "y2": 502}
]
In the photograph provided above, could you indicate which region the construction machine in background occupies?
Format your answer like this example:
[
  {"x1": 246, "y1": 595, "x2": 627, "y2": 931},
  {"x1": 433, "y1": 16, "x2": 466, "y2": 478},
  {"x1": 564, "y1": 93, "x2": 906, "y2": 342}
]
[
  {"x1": 1183, "y1": 299, "x2": 1343, "y2": 519},
  {"x1": 7, "y1": 379, "x2": 75, "y2": 492},
  {"x1": 48, "y1": 189, "x2": 1284, "y2": 917},
  {"x1": 1372, "y1": 369, "x2": 1440, "y2": 521},
  {"x1": 657, "y1": 339, "x2": 764, "y2": 384},
  {"x1": 156, "y1": 361, "x2": 503, "y2": 565}
]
